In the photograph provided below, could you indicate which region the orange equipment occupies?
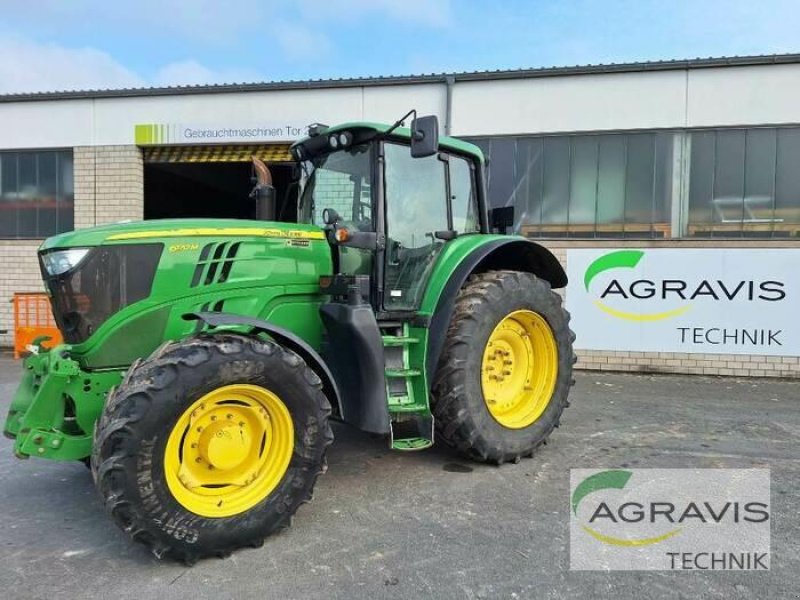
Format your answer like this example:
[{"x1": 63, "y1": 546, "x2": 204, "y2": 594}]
[{"x1": 12, "y1": 292, "x2": 62, "y2": 359}]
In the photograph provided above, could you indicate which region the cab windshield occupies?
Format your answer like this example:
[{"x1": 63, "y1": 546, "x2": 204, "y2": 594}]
[{"x1": 298, "y1": 143, "x2": 372, "y2": 230}]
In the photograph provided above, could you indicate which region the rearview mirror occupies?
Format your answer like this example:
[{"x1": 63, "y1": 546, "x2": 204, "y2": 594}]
[
  {"x1": 410, "y1": 115, "x2": 439, "y2": 158},
  {"x1": 489, "y1": 206, "x2": 514, "y2": 235}
]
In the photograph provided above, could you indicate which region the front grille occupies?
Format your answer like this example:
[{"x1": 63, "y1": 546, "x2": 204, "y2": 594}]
[{"x1": 41, "y1": 244, "x2": 163, "y2": 344}]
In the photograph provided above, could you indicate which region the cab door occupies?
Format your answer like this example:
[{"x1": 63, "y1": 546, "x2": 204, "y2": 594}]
[
  {"x1": 382, "y1": 143, "x2": 480, "y2": 311},
  {"x1": 382, "y1": 143, "x2": 449, "y2": 310}
]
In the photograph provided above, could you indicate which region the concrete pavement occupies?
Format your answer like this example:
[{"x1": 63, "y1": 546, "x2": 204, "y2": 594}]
[{"x1": 0, "y1": 356, "x2": 797, "y2": 599}]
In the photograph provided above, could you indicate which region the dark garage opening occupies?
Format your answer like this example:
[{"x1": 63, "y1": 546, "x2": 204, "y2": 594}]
[{"x1": 144, "y1": 162, "x2": 298, "y2": 221}]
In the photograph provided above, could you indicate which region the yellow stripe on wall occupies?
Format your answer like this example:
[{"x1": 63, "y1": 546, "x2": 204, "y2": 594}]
[{"x1": 142, "y1": 144, "x2": 293, "y2": 163}]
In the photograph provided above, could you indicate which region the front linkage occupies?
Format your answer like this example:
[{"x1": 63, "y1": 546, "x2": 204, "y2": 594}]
[{"x1": 3, "y1": 342, "x2": 123, "y2": 461}]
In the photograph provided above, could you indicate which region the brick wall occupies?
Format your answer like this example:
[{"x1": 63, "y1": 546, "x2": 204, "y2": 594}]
[
  {"x1": 0, "y1": 145, "x2": 143, "y2": 346},
  {"x1": 314, "y1": 170, "x2": 365, "y2": 220},
  {"x1": 0, "y1": 241, "x2": 46, "y2": 346},
  {"x1": 538, "y1": 239, "x2": 800, "y2": 379},
  {"x1": 74, "y1": 145, "x2": 144, "y2": 225}
]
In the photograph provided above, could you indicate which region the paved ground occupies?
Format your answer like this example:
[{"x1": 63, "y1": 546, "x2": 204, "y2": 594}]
[{"x1": 0, "y1": 355, "x2": 797, "y2": 600}]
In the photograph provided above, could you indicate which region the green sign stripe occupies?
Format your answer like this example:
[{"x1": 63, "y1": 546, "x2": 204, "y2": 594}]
[
  {"x1": 134, "y1": 124, "x2": 150, "y2": 145},
  {"x1": 571, "y1": 470, "x2": 632, "y2": 515},
  {"x1": 134, "y1": 125, "x2": 143, "y2": 144},
  {"x1": 584, "y1": 250, "x2": 644, "y2": 290}
]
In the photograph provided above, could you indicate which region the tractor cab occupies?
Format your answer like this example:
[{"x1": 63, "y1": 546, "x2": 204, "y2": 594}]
[
  {"x1": 268, "y1": 115, "x2": 493, "y2": 447},
  {"x1": 290, "y1": 114, "x2": 486, "y2": 313}
]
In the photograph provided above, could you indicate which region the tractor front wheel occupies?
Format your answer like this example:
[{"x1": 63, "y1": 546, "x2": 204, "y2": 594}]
[
  {"x1": 91, "y1": 333, "x2": 333, "y2": 563},
  {"x1": 432, "y1": 270, "x2": 575, "y2": 464}
]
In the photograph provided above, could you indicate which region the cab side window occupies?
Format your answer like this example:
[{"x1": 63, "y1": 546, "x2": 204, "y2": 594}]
[
  {"x1": 306, "y1": 146, "x2": 372, "y2": 231},
  {"x1": 450, "y1": 155, "x2": 480, "y2": 234}
]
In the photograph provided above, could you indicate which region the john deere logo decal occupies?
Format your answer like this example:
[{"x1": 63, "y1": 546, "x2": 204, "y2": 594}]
[{"x1": 584, "y1": 250, "x2": 692, "y2": 321}]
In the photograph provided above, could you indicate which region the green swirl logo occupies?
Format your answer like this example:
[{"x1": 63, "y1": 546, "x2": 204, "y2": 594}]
[
  {"x1": 572, "y1": 470, "x2": 682, "y2": 546},
  {"x1": 584, "y1": 251, "x2": 691, "y2": 321}
]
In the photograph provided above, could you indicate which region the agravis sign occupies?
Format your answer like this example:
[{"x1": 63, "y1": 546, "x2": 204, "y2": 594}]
[
  {"x1": 566, "y1": 249, "x2": 799, "y2": 356},
  {"x1": 570, "y1": 469, "x2": 770, "y2": 571}
]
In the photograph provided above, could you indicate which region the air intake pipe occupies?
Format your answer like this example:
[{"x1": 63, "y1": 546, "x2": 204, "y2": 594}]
[{"x1": 250, "y1": 156, "x2": 276, "y2": 221}]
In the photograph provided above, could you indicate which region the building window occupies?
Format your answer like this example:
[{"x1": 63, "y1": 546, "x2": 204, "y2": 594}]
[
  {"x1": 469, "y1": 132, "x2": 674, "y2": 238},
  {"x1": 687, "y1": 127, "x2": 800, "y2": 238},
  {"x1": 0, "y1": 150, "x2": 74, "y2": 239}
]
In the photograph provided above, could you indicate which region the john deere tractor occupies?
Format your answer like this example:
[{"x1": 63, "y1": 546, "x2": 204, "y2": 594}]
[{"x1": 3, "y1": 112, "x2": 574, "y2": 562}]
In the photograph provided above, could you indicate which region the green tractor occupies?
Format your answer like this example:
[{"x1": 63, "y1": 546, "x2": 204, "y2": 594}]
[{"x1": 3, "y1": 113, "x2": 574, "y2": 563}]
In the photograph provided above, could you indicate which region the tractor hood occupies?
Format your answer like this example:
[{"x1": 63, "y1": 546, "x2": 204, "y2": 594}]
[
  {"x1": 39, "y1": 218, "x2": 327, "y2": 250},
  {"x1": 37, "y1": 218, "x2": 333, "y2": 368}
]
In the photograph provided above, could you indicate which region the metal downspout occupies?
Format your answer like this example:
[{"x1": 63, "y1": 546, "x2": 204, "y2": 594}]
[{"x1": 444, "y1": 75, "x2": 455, "y2": 136}]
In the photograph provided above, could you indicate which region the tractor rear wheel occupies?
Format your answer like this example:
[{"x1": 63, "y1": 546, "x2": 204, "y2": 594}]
[
  {"x1": 91, "y1": 333, "x2": 333, "y2": 563},
  {"x1": 432, "y1": 270, "x2": 575, "y2": 464}
]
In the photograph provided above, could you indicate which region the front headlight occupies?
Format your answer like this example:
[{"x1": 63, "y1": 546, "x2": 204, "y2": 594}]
[{"x1": 41, "y1": 248, "x2": 91, "y2": 276}]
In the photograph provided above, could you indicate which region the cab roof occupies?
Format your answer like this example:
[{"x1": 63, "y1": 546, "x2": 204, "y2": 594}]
[{"x1": 292, "y1": 121, "x2": 485, "y2": 162}]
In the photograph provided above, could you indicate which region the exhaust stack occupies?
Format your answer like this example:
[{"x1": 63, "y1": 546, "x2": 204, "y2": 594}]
[{"x1": 250, "y1": 156, "x2": 276, "y2": 221}]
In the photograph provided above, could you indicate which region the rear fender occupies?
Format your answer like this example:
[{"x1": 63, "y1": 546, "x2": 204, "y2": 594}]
[{"x1": 423, "y1": 238, "x2": 567, "y2": 379}]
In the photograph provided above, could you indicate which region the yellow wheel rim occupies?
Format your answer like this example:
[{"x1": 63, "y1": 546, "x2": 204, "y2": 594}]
[
  {"x1": 163, "y1": 384, "x2": 294, "y2": 518},
  {"x1": 481, "y1": 309, "x2": 558, "y2": 429}
]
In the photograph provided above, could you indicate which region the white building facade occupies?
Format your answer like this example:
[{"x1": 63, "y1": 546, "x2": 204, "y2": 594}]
[{"x1": 0, "y1": 55, "x2": 798, "y2": 377}]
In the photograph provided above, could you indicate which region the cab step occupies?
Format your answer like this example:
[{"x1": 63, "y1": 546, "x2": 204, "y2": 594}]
[
  {"x1": 382, "y1": 323, "x2": 432, "y2": 451},
  {"x1": 381, "y1": 335, "x2": 420, "y2": 346},
  {"x1": 390, "y1": 415, "x2": 433, "y2": 451},
  {"x1": 384, "y1": 368, "x2": 421, "y2": 378}
]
